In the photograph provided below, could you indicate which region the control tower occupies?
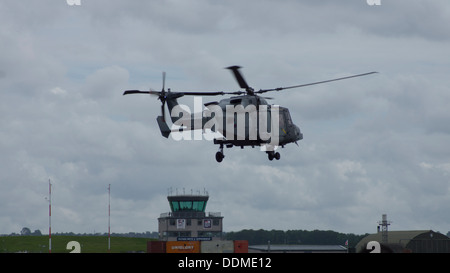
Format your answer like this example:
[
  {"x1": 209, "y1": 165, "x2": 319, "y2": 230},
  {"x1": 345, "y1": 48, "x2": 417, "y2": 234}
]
[{"x1": 158, "y1": 189, "x2": 223, "y2": 241}]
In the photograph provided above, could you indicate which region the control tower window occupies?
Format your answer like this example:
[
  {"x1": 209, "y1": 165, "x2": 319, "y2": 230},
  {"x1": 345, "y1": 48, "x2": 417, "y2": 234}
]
[
  {"x1": 193, "y1": 201, "x2": 206, "y2": 211},
  {"x1": 179, "y1": 201, "x2": 193, "y2": 210},
  {"x1": 170, "y1": 200, "x2": 207, "y2": 212},
  {"x1": 171, "y1": 202, "x2": 180, "y2": 212}
]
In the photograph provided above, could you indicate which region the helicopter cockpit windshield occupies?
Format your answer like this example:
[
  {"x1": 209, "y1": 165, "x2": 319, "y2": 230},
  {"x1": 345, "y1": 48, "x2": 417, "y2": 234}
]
[
  {"x1": 284, "y1": 109, "x2": 293, "y2": 125},
  {"x1": 279, "y1": 107, "x2": 293, "y2": 128}
]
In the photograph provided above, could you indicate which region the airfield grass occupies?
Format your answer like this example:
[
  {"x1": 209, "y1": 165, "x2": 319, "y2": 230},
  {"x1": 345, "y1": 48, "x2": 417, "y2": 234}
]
[{"x1": 0, "y1": 236, "x2": 153, "y2": 253}]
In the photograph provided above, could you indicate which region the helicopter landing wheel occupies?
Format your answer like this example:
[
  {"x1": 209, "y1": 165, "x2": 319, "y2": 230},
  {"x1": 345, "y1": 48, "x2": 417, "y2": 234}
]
[
  {"x1": 274, "y1": 152, "x2": 280, "y2": 160},
  {"x1": 215, "y1": 151, "x2": 224, "y2": 163},
  {"x1": 216, "y1": 143, "x2": 225, "y2": 163},
  {"x1": 267, "y1": 152, "x2": 281, "y2": 161}
]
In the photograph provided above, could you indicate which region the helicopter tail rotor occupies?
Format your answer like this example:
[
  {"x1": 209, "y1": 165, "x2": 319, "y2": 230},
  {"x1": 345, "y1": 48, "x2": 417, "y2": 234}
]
[
  {"x1": 123, "y1": 72, "x2": 169, "y2": 121},
  {"x1": 159, "y1": 72, "x2": 167, "y2": 121}
]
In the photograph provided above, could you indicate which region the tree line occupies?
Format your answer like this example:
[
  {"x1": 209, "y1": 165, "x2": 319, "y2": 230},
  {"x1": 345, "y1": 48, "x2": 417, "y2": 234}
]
[
  {"x1": 10, "y1": 227, "x2": 368, "y2": 247},
  {"x1": 225, "y1": 229, "x2": 368, "y2": 247},
  {"x1": 3, "y1": 227, "x2": 159, "y2": 239}
]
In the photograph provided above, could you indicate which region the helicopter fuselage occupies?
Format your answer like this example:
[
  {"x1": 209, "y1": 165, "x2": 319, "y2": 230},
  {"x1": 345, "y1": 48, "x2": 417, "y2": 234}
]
[{"x1": 163, "y1": 94, "x2": 303, "y2": 152}]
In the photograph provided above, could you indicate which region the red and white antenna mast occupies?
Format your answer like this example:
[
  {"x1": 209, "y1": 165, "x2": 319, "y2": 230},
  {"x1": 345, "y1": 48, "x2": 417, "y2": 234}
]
[
  {"x1": 48, "y1": 179, "x2": 52, "y2": 253},
  {"x1": 108, "y1": 184, "x2": 111, "y2": 252}
]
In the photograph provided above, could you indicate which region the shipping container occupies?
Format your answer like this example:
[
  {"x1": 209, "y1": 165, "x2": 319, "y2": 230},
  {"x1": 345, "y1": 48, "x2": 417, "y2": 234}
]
[
  {"x1": 147, "y1": 241, "x2": 166, "y2": 253},
  {"x1": 201, "y1": 240, "x2": 234, "y2": 253},
  {"x1": 234, "y1": 240, "x2": 249, "y2": 253},
  {"x1": 166, "y1": 241, "x2": 200, "y2": 253}
]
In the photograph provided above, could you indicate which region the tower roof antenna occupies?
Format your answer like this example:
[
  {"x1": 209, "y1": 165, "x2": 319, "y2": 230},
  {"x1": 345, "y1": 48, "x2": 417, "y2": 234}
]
[{"x1": 377, "y1": 214, "x2": 392, "y2": 244}]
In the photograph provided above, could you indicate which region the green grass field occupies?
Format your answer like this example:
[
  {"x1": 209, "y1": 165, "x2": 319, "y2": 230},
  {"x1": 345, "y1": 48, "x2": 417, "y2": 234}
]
[{"x1": 0, "y1": 236, "x2": 152, "y2": 253}]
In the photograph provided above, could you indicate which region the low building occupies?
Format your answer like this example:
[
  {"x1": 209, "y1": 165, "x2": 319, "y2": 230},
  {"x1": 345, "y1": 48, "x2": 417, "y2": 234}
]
[
  {"x1": 356, "y1": 230, "x2": 450, "y2": 253},
  {"x1": 248, "y1": 244, "x2": 347, "y2": 253}
]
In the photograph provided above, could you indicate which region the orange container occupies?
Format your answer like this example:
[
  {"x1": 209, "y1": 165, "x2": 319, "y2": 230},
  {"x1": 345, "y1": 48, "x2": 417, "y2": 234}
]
[
  {"x1": 234, "y1": 240, "x2": 249, "y2": 253},
  {"x1": 147, "y1": 241, "x2": 166, "y2": 253},
  {"x1": 166, "y1": 241, "x2": 200, "y2": 253}
]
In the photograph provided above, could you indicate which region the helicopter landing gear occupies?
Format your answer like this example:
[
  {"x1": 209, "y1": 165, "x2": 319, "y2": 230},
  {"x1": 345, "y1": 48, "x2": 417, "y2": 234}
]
[
  {"x1": 216, "y1": 144, "x2": 225, "y2": 163},
  {"x1": 267, "y1": 151, "x2": 281, "y2": 161},
  {"x1": 216, "y1": 152, "x2": 224, "y2": 163}
]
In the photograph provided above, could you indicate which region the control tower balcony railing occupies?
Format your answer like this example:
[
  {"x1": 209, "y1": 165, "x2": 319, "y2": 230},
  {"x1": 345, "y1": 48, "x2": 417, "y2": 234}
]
[
  {"x1": 208, "y1": 212, "x2": 221, "y2": 217},
  {"x1": 159, "y1": 212, "x2": 222, "y2": 218}
]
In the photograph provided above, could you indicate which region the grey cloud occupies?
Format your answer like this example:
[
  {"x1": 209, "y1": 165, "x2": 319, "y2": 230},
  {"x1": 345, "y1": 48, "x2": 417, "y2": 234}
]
[{"x1": 0, "y1": 0, "x2": 449, "y2": 235}]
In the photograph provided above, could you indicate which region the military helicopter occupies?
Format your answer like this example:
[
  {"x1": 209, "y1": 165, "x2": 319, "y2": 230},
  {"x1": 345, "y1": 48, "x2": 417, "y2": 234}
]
[{"x1": 123, "y1": 66, "x2": 376, "y2": 162}]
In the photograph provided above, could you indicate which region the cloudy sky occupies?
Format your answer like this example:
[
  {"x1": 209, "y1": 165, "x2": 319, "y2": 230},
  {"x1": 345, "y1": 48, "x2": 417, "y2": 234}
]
[{"x1": 1, "y1": 0, "x2": 450, "y2": 236}]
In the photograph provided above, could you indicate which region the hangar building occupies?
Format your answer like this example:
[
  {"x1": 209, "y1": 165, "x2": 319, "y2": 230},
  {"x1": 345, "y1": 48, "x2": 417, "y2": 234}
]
[{"x1": 356, "y1": 230, "x2": 450, "y2": 253}]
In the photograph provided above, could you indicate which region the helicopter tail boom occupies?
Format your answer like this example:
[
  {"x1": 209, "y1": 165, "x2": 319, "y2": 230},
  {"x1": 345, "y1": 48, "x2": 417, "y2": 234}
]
[{"x1": 156, "y1": 115, "x2": 171, "y2": 138}]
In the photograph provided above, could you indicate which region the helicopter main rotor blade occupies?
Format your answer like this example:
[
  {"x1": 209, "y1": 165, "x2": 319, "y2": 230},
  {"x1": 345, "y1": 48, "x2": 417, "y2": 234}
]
[
  {"x1": 162, "y1": 71, "x2": 166, "y2": 91},
  {"x1": 123, "y1": 90, "x2": 245, "y2": 97},
  {"x1": 256, "y1": 71, "x2": 378, "y2": 94},
  {"x1": 123, "y1": 90, "x2": 161, "y2": 96},
  {"x1": 179, "y1": 91, "x2": 245, "y2": 96},
  {"x1": 226, "y1": 66, "x2": 251, "y2": 91}
]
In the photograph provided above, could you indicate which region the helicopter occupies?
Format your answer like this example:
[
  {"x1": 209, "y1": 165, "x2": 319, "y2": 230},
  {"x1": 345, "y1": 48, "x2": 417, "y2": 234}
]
[{"x1": 123, "y1": 66, "x2": 376, "y2": 162}]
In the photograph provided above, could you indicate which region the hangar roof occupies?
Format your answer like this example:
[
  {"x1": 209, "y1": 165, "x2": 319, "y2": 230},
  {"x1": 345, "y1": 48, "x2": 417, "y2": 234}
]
[{"x1": 355, "y1": 230, "x2": 448, "y2": 252}]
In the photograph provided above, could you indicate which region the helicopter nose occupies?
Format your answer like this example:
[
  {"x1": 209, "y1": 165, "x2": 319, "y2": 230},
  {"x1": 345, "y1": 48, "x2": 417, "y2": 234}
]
[{"x1": 295, "y1": 125, "x2": 303, "y2": 141}]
